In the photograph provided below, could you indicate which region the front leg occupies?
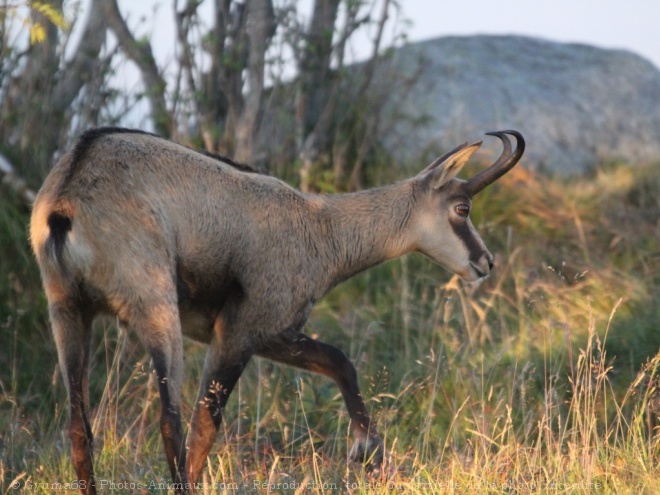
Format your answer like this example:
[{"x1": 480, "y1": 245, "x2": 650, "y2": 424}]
[
  {"x1": 258, "y1": 333, "x2": 387, "y2": 474},
  {"x1": 186, "y1": 339, "x2": 252, "y2": 485}
]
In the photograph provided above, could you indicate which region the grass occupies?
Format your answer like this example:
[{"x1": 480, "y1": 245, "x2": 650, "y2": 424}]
[{"x1": 1, "y1": 161, "x2": 659, "y2": 493}]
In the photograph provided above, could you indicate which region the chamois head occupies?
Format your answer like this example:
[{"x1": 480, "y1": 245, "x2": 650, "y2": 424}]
[{"x1": 412, "y1": 130, "x2": 525, "y2": 281}]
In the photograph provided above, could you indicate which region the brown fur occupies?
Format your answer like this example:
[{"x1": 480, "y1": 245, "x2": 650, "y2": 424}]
[{"x1": 30, "y1": 127, "x2": 524, "y2": 494}]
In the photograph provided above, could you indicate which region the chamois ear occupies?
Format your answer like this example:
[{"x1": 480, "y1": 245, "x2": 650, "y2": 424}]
[{"x1": 424, "y1": 141, "x2": 482, "y2": 190}]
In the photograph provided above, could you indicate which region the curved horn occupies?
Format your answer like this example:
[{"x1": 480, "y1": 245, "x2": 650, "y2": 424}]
[{"x1": 464, "y1": 130, "x2": 525, "y2": 195}]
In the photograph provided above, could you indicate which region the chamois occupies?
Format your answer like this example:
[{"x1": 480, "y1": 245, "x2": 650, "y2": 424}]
[{"x1": 30, "y1": 127, "x2": 524, "y2": 494}]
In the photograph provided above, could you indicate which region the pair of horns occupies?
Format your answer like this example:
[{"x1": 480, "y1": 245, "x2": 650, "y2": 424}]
[{"x1": 431, "y1": 130, "x2": 525, "y2": 195}]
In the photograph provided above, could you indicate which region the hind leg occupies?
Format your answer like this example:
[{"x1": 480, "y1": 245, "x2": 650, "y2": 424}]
[
  {"x1": 49, "y1": 297, "x2": 96, "y2": 494},
  {"x1": 123, "y1": 298, "x2": 188, "y2": 493}
]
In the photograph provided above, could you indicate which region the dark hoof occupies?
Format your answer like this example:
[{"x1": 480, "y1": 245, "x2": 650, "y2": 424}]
[{"x1": 349, "y1": 437, "x2": 393, "y2": 477}]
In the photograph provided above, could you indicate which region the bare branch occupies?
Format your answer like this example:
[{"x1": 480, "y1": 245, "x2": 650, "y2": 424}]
[
  {"x1": 51, "y1": 0, "x2": 107, "y2": 113},
  {"x1": 357, "y1": 0, "x2": 392, "y2": 95},
  {"x1": 174, "y1": 0, "x2": 200, "y2": 112},
  {"x1": 0, "y1": 152, "x2": 36, "y2": 205},
  {"x1": 102, "y1": 0, "x2": 171, "y2": 136},
  {"x1": 348, "y1": 0, "x2": 393, "y2": 190}
]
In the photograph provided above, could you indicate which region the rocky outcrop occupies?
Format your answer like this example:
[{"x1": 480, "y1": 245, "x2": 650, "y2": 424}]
[{"x1": 382, "y1": 35, "x2": 660, "y2": 174}]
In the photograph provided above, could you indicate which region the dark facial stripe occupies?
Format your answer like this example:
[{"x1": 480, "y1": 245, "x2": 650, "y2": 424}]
[{"x1": 449, "y1": 217, "x2": 486, "y2": 264}]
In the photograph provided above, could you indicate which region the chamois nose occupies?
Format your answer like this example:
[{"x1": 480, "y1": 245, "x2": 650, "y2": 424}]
[
  {"x1": 470, "y1": 252, "x2": 494, "y2": 279},
  {"x1": 478, "y1": 252, "x2": 495, "y2": 277}
]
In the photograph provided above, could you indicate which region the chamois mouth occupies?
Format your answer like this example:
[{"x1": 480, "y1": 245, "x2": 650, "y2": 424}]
[{"x1": 469, "y1": 262, "x2": 490, "y2": 279}]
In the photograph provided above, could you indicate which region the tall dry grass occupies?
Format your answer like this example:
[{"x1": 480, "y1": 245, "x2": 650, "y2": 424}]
[{"x1": 1, "y1": 162, "x2": 659, "y2": 493}]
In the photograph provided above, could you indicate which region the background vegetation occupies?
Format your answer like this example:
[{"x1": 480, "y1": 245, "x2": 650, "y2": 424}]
[
  {"x1": 2, "y1": 161, "x2": 659, "y2": 494},
  {"x1": 2, "y1": 1, "x2": 660, "y2": 494}
]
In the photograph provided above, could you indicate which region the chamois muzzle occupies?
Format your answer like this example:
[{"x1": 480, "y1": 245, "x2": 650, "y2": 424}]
[{"x1": 464, "y1": 130, "x2": 525, "y2": 196}]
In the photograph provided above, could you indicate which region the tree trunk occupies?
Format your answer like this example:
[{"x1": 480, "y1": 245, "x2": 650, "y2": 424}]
[
  {"x1": 296, "y1": 0, "x2": 341, "y2": 191},
  {"x1": 0, "y1": 0, "x2": 108, "y2": 182},
  {"x1": 234, "y1": 0, "x2": 275, "y2": 163}
]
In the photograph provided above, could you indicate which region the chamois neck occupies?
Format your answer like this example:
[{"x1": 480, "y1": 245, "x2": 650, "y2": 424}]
[{"x1": 313, "y1": 180, "x2": 417, "y2": 287}]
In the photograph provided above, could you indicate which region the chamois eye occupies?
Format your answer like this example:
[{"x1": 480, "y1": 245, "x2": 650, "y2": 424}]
[{"x1": 455, "y1": 204, "x2": 470, "y2": 217}]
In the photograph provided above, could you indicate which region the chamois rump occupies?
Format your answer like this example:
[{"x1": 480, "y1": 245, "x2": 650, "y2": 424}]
[{"x1": 30, "y1": 127, "x2": 525, "y2": 494}]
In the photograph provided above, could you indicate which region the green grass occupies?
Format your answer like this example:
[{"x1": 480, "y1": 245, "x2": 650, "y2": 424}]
[{"x1": 1, "y1": 162, "x2": 659, "y2": 493}]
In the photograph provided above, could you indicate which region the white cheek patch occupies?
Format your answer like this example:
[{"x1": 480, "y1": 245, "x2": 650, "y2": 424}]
[
  {"x1": 441, "y1": 231, "x2": 472, "y2": 269},
  {"x1": 414, "y1": 211, "x2": 472, "y2": 274}
]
